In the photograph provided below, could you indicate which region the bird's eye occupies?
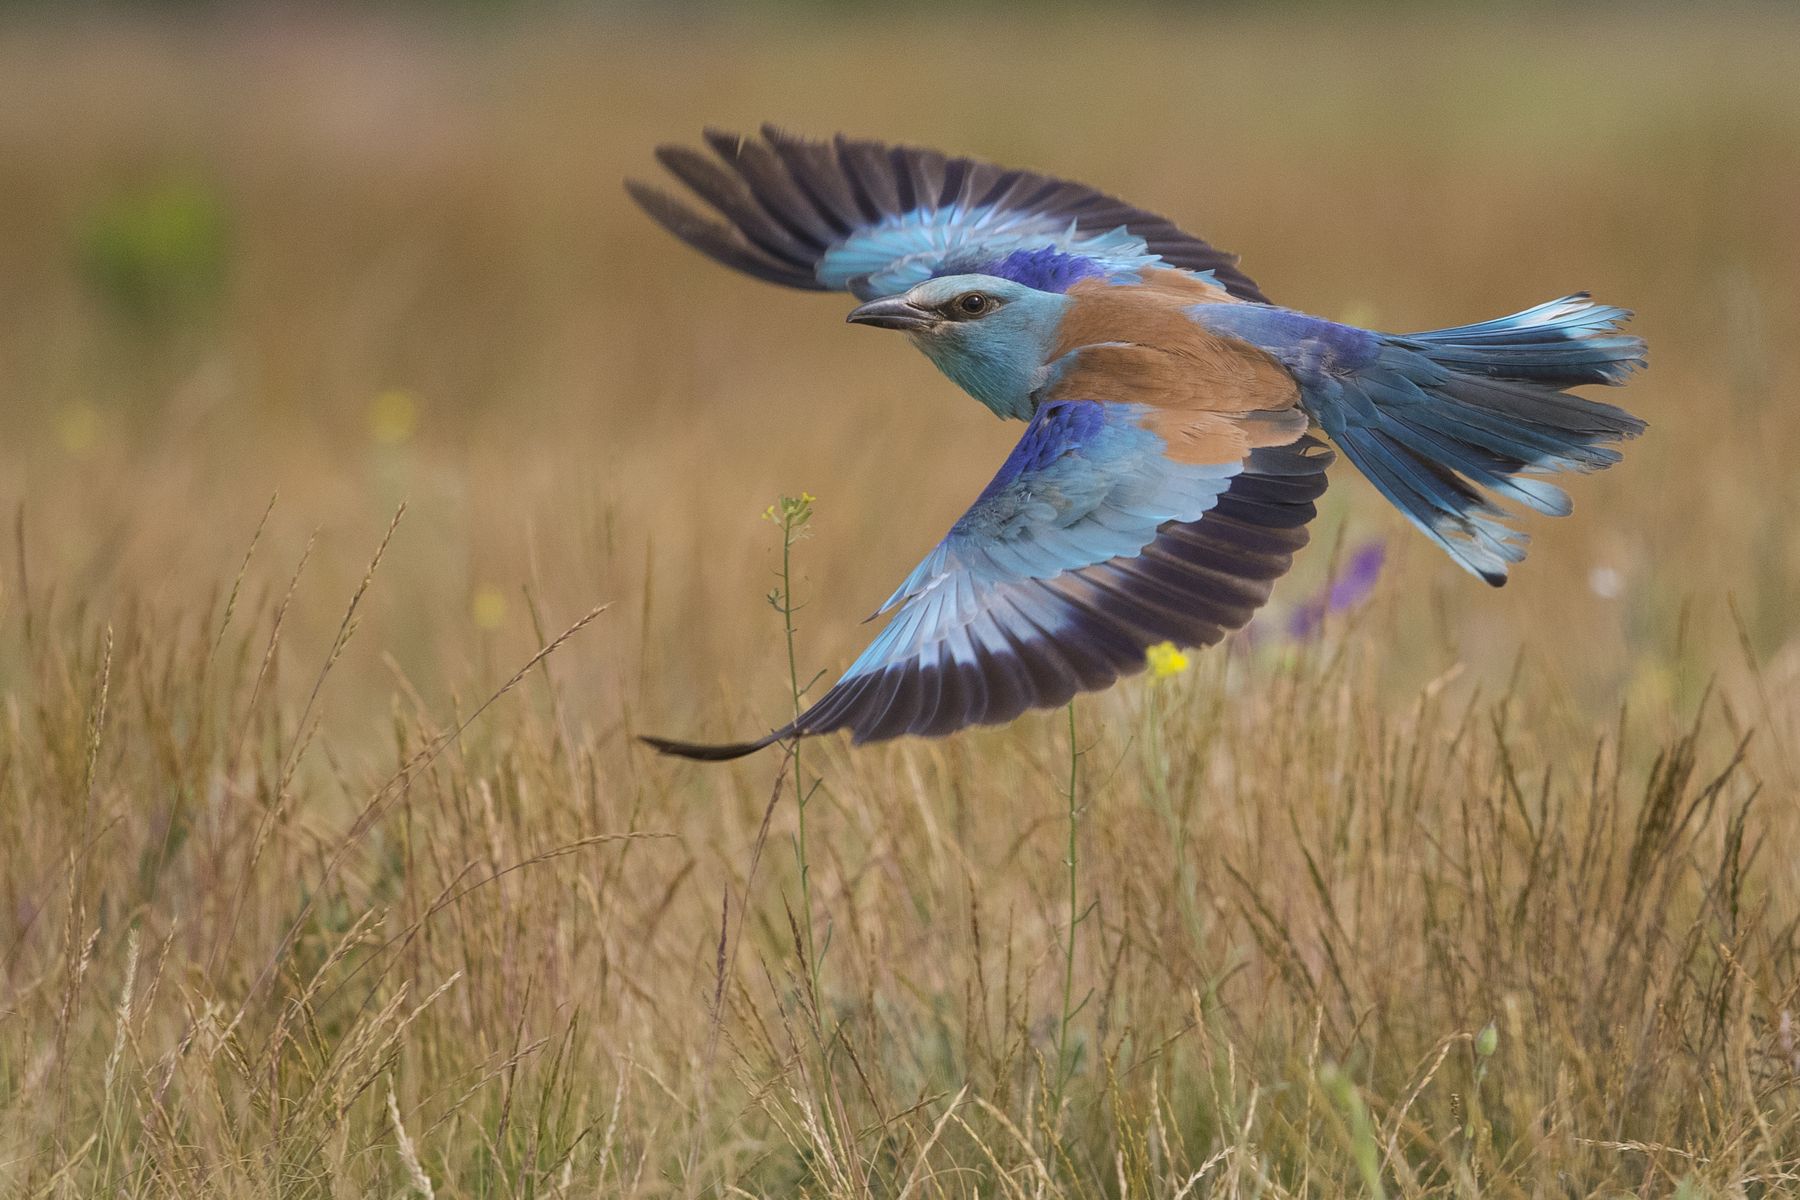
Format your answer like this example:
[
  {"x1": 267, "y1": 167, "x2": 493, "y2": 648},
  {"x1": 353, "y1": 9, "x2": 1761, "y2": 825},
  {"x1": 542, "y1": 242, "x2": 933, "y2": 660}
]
[{"x1": 955, "y1": 293, "x2": 991, "y2": 317}]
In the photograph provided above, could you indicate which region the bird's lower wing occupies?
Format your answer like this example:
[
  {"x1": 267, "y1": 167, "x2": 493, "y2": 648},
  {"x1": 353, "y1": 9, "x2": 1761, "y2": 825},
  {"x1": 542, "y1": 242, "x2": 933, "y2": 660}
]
[{"x1": 644, "y1": 400, "x2": 1330, "y2": 760}]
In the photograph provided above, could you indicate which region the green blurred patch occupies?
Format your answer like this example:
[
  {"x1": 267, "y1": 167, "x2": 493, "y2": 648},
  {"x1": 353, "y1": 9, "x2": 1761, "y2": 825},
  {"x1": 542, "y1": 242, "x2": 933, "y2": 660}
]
[{"x1": 74, "y1": 176, "x2": 230, "y2": 326}]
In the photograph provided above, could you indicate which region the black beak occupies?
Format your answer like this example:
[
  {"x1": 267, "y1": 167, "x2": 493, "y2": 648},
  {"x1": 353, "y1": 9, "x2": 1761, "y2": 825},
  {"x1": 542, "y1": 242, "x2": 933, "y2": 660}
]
[{"x1": 846, "y1": 296, "x2": 935, "y2": 332}]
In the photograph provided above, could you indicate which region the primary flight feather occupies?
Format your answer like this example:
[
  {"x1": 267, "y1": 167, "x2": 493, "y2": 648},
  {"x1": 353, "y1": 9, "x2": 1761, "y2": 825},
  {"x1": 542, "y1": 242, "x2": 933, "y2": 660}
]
[{"x1": 629, "y1": 125, "x2": 1646, "y2": 760}]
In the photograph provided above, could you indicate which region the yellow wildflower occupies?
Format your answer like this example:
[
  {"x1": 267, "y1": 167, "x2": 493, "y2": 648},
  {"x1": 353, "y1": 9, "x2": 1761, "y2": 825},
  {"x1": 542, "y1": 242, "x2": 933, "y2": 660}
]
[
  {"x1": 765, "y1": 492, "x2": 817, "y2": 528},
  {"x1": 471, "y1": 584, "x2": 507, "y2": 630},
  {"x1": 56, "y1": 402, "x2": 102, "y2": 457},
  {"x1": 1146, "y1": 641, "x2": 1190, "y2": 678},
  {"x1": 369, "y1": 389, "x2": 420, "y2": 445}
]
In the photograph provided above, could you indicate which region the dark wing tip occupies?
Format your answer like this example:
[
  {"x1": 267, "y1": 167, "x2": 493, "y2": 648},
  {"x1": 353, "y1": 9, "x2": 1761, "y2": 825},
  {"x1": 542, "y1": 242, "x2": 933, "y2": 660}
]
[
  {"x1": 622, "y1": 179, "x2": 822, "y2": 290},
  {"x1": 638, "y1": 732, "x2": 781, "y2": 762},
  {"x1": 650, "y1": 143, "x2": 689, "y2": 171},
  {"x1": 621, "y1": 178, "x2": 689, "y2": 238},
  {"x1": 621, "y1": 176, "x2": 658, "y2": 202},
  {"x1": 702, "y1": 127, "x2": 748, "y2": 157}
]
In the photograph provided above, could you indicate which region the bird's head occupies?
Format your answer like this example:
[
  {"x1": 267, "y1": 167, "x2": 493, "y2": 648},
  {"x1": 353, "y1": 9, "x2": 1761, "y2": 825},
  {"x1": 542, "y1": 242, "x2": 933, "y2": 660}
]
[{"x1": 846, "y1": 274, "x2": 1072, "y2": 420}]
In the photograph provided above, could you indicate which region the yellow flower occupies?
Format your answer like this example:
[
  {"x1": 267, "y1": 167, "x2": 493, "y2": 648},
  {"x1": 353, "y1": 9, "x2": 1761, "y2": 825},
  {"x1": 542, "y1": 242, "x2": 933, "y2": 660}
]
[
  {"x1": 1146, "y1": 641, "x2": 1190, "y2": 678},
  {"x1": 369, "y1": 389, "x2": 420, "y2": 445},
  {"x1": 764, "y1": 492, "x2": 818, "y2": 528},
  {"x1": 56, "y1": 402, "x2": 102, "y2": 457},
  {"x1": 471, "y1": 584, "x2": 507, "y2": 630}
]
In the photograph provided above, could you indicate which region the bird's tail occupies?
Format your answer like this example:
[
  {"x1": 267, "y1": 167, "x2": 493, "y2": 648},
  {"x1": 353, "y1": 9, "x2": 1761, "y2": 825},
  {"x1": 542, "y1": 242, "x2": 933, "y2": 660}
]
[{"x1": 1313, "y1": 294, "x2": 1646, "y2": 584}]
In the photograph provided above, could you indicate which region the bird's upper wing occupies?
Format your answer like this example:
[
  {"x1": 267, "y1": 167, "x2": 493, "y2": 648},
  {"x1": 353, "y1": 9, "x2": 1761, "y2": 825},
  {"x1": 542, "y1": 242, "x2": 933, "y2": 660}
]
[
  {"x1": 626, "y1": 125, "x2": 1267, "y2": 303},
  {"x1": 644, "y1": 399, "x2": 1330, "y2": 760}
]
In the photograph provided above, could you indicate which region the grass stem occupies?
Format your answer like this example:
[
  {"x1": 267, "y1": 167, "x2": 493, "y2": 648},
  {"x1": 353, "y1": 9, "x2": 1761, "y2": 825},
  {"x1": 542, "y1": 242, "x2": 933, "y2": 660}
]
[
  {"x1": 1051, "y1": 697, "x2": 1081, "y2": 1124},
  {"x1": 769, "y1": 493, "x2": 822, "y2": 1018}
]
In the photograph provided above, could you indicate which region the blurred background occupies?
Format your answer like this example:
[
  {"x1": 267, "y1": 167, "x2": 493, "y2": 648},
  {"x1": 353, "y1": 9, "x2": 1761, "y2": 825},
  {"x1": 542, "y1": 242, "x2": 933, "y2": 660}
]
[{"x1": 3, "y1": 3, "x2": 1795, "y2": 740}]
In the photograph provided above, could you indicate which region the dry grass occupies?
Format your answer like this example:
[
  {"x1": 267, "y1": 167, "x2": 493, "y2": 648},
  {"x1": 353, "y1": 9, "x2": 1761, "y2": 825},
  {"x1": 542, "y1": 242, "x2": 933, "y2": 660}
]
[{"x1": 2, "y1": 7, "x2": 1799, "y2": 1196}]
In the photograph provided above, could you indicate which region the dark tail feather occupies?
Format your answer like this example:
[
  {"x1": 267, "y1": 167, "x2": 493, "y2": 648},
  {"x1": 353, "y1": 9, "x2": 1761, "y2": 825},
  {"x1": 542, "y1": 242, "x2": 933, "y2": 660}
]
[
  {"x1": 641, "y1": 685, "x2": 860, "y2": 758},
  {"x1": 1318, "y1": 295, "x2": 1646, "y2": 585},
  {"x1": 640, "y1": 729, "x2": 788, "y2": 761}
]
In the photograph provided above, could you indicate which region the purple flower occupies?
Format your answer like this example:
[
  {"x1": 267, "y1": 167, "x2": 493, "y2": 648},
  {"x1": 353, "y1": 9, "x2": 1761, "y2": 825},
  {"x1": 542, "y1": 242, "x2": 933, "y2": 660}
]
[{"x1": 1285, "y1": 540, "x2": 1387, "y2": 640}]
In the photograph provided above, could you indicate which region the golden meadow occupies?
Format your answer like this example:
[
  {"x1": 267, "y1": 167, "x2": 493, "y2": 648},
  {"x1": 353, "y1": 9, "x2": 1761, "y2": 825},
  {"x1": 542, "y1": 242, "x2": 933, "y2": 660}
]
[{"x1": 2, "y1": 8, "x2": 1798, "y2": 1196}]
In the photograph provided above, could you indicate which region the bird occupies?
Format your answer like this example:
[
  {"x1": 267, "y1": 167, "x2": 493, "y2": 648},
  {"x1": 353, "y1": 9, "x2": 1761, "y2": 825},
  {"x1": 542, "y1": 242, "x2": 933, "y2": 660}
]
[{"x1": 627, "y1": 125, "x2": 1645, "y2": 760}]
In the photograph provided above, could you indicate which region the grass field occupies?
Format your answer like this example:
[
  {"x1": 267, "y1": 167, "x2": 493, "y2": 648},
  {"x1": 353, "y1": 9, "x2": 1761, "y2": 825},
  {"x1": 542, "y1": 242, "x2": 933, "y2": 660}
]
[{"x1": 3, "y1": 7, "x2": 1799, "y2": 1196}]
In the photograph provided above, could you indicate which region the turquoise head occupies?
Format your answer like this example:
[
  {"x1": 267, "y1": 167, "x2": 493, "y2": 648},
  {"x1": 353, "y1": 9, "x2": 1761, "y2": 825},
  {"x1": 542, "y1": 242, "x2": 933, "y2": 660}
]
[{"x1": 846, "y1": 274, "x2": 1077, "y2": 421}]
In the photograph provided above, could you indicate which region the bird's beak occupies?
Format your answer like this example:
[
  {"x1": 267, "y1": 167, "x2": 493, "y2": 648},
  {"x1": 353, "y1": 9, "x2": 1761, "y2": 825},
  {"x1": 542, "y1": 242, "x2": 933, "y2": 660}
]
[{"x1": 846, "y1": 296, "x2": 935, "y2": 332}]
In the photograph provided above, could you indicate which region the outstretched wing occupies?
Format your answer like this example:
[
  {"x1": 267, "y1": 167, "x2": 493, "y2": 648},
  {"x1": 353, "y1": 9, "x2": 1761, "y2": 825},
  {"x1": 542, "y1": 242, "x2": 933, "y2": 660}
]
[
  {"x1": 626, "y1": 125, "x2": 1267, "y2": 303},
  {"x1": 644, "y1": 400, "x2": 1330, "y2": 760}
]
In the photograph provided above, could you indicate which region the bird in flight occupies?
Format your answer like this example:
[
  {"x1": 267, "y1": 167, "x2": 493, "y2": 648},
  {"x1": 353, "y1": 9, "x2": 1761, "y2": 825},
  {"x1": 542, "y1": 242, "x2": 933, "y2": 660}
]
[{"x1": 628, "y1": 126, "x2": 1645, "y2": 760}]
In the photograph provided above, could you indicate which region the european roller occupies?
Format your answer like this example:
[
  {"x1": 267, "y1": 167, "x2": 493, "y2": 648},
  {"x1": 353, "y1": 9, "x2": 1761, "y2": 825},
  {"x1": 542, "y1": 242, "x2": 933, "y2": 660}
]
[{"x1": 629, "y1": 126, "x2": 1645, "y2": 760}]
